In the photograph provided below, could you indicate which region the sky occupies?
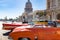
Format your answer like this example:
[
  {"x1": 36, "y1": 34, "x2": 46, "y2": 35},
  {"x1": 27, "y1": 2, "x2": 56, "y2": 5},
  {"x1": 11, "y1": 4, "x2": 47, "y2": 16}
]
[{"x1": 0, "y1": 0, "x2": 46, "y2": 19}]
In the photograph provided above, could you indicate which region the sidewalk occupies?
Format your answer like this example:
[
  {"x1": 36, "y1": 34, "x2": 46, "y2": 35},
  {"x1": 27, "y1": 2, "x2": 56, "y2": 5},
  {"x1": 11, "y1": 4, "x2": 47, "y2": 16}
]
[{"x1": 0, "y1": 30, "x2": 10, "y2": 40}]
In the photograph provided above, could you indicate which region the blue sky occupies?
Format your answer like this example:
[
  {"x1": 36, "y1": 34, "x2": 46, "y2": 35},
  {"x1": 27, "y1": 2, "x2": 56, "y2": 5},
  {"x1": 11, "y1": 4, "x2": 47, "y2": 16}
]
[{"x1": 0, "y1": 0, "x2": 46, "y2": 19}]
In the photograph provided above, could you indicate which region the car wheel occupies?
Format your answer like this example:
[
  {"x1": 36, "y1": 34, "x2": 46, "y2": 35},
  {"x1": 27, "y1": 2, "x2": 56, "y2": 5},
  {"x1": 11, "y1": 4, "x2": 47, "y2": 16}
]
[{"x1": 18, "y1": 38, "x2": 30, "y2": 40}]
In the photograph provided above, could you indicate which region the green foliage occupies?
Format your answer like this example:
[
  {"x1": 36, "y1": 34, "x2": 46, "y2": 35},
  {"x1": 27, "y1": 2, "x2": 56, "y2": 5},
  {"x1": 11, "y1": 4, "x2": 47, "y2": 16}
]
[{"x1": 36, "y1": 11, "x2": 44, "y2": 17}]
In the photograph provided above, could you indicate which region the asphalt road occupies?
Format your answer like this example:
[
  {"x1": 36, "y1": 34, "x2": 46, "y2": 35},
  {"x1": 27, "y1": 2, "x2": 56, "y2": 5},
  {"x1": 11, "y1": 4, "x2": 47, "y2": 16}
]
[{"x1": 0, "y1": 30, "x2": 10, "y2": 40}]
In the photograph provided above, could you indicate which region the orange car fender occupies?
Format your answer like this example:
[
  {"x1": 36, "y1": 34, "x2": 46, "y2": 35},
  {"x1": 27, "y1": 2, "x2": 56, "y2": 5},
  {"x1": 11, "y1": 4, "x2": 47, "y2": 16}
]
[{"x1": 9, "y1": 31, "x2": 36, "y2": 40}]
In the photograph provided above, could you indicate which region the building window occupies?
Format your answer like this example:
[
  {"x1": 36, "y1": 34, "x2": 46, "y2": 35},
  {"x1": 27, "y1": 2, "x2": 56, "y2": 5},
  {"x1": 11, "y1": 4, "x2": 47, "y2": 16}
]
[{"x1": 51, "y1": 0, "x2": 56, "y2": 9}]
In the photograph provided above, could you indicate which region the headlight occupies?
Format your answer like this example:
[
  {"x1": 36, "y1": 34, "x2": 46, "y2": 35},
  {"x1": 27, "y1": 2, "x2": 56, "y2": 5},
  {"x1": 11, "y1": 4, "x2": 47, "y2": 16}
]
[{"x1": 35, "y1": 36, "x2": 38, "y2": 40}]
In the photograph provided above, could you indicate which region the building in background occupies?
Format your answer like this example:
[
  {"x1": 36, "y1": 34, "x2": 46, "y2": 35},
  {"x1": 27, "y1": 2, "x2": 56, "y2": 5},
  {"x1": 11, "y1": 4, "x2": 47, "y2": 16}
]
[
  {"x1": 19, "y1": 0, "x2": 47, "y2": 22},
  {"x1": 47, "y1": 0, "x2": 60, "y2": 21},
  {"x1": 18, "y1": 0, "x2": 60, "y2": 22},
  {"x1": 24, "y1": 0, "x2": 33, "y2": 13},
  {"x1": 22, "y1": 0, "x2": 33, "y2": 22}
]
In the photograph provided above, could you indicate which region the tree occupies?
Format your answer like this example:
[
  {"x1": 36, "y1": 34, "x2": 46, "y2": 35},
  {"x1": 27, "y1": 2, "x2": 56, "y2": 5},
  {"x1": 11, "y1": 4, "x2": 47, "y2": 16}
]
[
  {"x1": 36, "y1": 11, "x2": 44, "y2": 17},
  {"x1": 9, "y1": 18, "x2": 13, "y2": 21}
]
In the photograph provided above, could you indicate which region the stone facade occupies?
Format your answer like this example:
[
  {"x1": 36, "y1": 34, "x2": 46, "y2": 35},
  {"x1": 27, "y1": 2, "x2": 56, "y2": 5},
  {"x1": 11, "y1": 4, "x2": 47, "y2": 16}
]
[
  {"x1": 24, "y1": 0, "x2": 33, "y2": 13},
  {"x1": 47, "y1": 0, "x2": 60, "y2": 21},
  {"x1": 22, "y1": 0, "x2": 33, "y2": 22}
]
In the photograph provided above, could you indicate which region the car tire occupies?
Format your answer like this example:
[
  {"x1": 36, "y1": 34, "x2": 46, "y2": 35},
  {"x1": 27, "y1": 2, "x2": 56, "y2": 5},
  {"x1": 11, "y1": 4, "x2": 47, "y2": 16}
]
[{"x1": 18, "y1": 38, "x2": 30, "y2": 40}]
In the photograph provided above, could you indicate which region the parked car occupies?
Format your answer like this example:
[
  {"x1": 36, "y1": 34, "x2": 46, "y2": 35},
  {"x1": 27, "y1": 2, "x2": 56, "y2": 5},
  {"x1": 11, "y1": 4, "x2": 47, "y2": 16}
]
[{"x1": 9, "y1": 25, "x2": 60, "y2": 40}]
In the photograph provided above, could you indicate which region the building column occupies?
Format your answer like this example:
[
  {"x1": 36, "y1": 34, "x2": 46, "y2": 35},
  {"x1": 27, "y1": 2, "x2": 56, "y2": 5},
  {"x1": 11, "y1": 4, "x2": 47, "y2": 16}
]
[{"x1": 51, "y1": 11, "x2": 57, "y2": 21}]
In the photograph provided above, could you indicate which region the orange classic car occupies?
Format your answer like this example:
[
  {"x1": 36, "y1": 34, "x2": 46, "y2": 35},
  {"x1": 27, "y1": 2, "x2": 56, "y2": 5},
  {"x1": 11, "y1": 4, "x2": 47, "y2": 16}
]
[{"x1": 9, "y1": 24, "x2": 60, "y2": 40}]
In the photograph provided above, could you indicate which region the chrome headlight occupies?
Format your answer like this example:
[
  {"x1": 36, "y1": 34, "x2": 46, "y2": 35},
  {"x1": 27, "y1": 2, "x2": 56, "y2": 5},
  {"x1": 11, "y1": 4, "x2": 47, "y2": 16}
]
[{"x1": 35, "y1": 36, "x2": 38, "y2": 40}]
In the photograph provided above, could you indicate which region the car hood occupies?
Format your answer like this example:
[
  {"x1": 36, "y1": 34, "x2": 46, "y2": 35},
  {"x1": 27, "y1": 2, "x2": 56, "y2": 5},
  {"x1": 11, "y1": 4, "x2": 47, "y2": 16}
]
[{"x1": 12, "y1": 25, "x2": 33, "y2": 32}]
